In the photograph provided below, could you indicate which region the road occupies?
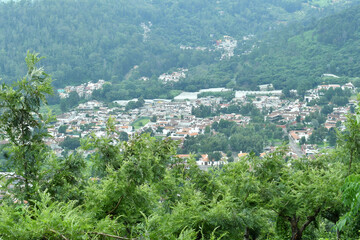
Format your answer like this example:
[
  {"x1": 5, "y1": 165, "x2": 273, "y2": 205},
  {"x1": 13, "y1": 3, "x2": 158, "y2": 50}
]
[
  {"x1": 283, "y1": 128, "x2": 304, "y2": 158},
  {"x1": 289, "y1": 137, "x2": 304, "y2": 158}
]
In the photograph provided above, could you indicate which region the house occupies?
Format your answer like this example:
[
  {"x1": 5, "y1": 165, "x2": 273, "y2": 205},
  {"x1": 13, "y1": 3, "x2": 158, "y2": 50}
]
[
  {"x1": 237, "y1": 151, "x2": 248, "y2": 160},
  {"x1": 196, "y1": 154, "x2": 209, "y2": 166},
  {"x1": 342, "y1": 82, "x2": 355, "y2": 92},
  {"x1": 324, "y1": 122, "x2": 336, "y2": 130},
  {"x1": 304, "y1": 93, "x2": 319, "y2": 103},
  {"x1": 260, "y1": 152, "x2": 267, "y2": 158},
  {"x1": 266, "y1": 113, "x2": 283, "y2": 122},
  {"x1": 317, "y1": 84, "x2": 341, "y2": 91},
  {"x1": 289, "y1": 130, "x2": 312, "y2": 143},
  {"x1": 301, "y1": 144, "x2": 318, "y2": 157}
]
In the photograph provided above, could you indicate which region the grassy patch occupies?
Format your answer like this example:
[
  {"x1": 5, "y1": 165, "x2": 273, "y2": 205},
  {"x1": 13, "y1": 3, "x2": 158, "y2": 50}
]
[{"x1": 132, "y1": 117, "x2": 150, "y2": 130}]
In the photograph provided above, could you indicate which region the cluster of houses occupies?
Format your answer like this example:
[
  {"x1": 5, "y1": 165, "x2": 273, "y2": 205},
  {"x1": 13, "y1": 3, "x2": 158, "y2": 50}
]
[
  {"x1": 58, "y1": 79, "x2": 106, "y2": 99},
  {"x1": 158, "y1": 68, "x2": 188, "y2": 83},
  {"x1": 179, "y1": 45, "x2": 207, "y2": 51},
  {"x1": 140, "y1": 21, "x2": 152, "y2": 42},
  {"x1": 304, "y1": 82, "x2": 355, "y2": 102},
  {"x1": 26, "y1": 81, "x2": 358, "y2": 168},
  {"x1": 215, "y1": 35, "x2": 238, "y2": 60},
  {"x1": 178, "y1": 34, "x2": 260, "y2": 60},
  {"x1": 46, "y1": 96, "x2": 252, "y2": 157},
  {"x1": 179, "y1": 35, "x2": 239, "y2": 61}
]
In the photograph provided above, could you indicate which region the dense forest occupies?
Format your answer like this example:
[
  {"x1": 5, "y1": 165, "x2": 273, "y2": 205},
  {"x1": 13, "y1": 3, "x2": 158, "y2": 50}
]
[
  {"x1": 226, "y1": 4, "x2": 360, "y2": 92},
  {"x1": 0, "y1": 0, "x2": 358, "y2": 101},
  {"x1": 2, "y1": 53, "x2": 360, "y2": 240}
]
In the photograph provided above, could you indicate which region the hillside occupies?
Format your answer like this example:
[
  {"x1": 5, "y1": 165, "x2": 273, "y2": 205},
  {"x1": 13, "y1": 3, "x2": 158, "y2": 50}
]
[
  {"x1": 226, "y1": 4, "x2": 360, "y2": 91},
  {"x1": 0, "y1": 0, "x2": 356, "y2": 93}
]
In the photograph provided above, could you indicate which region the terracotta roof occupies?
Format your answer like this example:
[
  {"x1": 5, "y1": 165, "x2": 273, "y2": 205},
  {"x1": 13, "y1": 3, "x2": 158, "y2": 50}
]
[
  {"x1": 176, "y1": 131, "x2": 189, "y2": 135},
  {"x1": 289, "y1": 131, "x2": 300, "y2": 140},
  {"x1": 260, "y1": 152, "x2": 267, "y2": 158},
  {"x1": 238, "y1": 152, "x2": 248, "y2": 158},
  {"x1": 177, "y1": 154, "x2": 191, "y2": 159},
  {"x1": 201, "y1": 154, "x2": 209, "y2": 162}
]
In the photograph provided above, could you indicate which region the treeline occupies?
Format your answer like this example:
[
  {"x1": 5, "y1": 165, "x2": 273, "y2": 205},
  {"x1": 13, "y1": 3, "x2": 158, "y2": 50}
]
[
  {"x1": 191, "y1": 102, "x2": 265, "y2": 119},
  {"x1": 197, "y1": 91, "x2": 235, "y2": 102},
  {"x1": 180, "y1": 119, "x2": 285, "y2": 156}
]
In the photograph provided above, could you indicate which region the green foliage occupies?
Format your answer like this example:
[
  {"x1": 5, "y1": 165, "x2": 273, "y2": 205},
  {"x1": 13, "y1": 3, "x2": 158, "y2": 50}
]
[
  {"x1": 42, "y1": 153, "x2": 86, "y2": 202},
  {"x1": 0, "y1": 191, "x2": 124, "y2": 239},
  {"x1": 198, "y1": 91, "x2": 235, "y2": 102},
  {"x1": 0, "y1": 51, "x2": 54, "y2": 199},
  {"x1": 181, "y1": 120, "x2": 284, "y2": 156},
  {"x1": 218, "y1": 158, "x2": 271, "y2": 239},
  {"x1": 150, "y1": 115, "x2": 158, "y2": 122},
  {"x1": 66, "y1": 91, "x2": 81, "y2": 109},
  {"x1": 304, "y1": 111, "x2": 326, "y2": 125},
  {"x1": 337, "y1": 113, "x2": 360, "y2": 171},
  {"x1": 191, "y1": 105, "x2": 213, "y2": 118},
  {"x1": 337, "y1": 175, "x2": 360, "y2": 238},
  {"x1": 308, "y1": 126, "x2": 328, "y2": 144},
  {"x1": 208, "y1": 152, "x2": 222, "y2": 162},
  {"x1": 316, "y1": 6, "x2": 360, "y2": 46},
  {"x1": 327, "y1": 128, "x2": 337, "y2": 146},
  {"x1": 205, "y1": 4, "x2": 360, "y2": 92},
  {"x1": 336, "y1": 102, "x2": 360, "y2": 238},
  {"x1": 83, "y1": 132, "x2": 178, "y2": 233},
  {"x1": 60, "y1": 91, "x2": 83, "y2": 112},
  {"x1": 119, "y1": 131, "x2": 129, "y2": 142},
  {"x1": 58, "y1": 124, "x2": 67, "y2": 134},
  {"x1": 216, "y1": 103, "x2": 260, "y2": 116},
  {"x1": 256, "y1": 151, "x2": 344, "y2": 240},
  {"x1": 60, "y1": 136, "x2": 81, "y2": 150},
  {"x1": 81, "y1": 118, "x2": 123, "y2": 177},
  {"x1": 321, "y1": 105, "x2": 333, "y2": 115},
  {"x1": 126, "y1": 97, "x2": 145, "y2": 111}
]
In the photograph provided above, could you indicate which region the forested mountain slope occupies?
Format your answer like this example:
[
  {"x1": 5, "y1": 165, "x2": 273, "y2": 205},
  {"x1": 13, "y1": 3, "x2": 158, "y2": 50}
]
[
  {"x1": 226, "y1": 4, "x2": 360, "y2": 91},
  {"x1": 0, "y1": 0, "x2": 355, "y2": 89}
]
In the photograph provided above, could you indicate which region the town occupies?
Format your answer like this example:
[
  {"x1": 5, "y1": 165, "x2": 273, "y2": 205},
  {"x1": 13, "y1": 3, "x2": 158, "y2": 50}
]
[{"x1": 44, "y1": 79, "x2": 356, "y2": 170}]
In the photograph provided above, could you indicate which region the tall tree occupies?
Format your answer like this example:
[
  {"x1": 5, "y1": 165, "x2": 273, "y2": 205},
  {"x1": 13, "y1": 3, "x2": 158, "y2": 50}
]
[
  {"x1": 337, "y1": 113, "x2": 360, "y2": 171},
  {"x1": 0, "y1": 52, "x2": 53, "y2": 200}
]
